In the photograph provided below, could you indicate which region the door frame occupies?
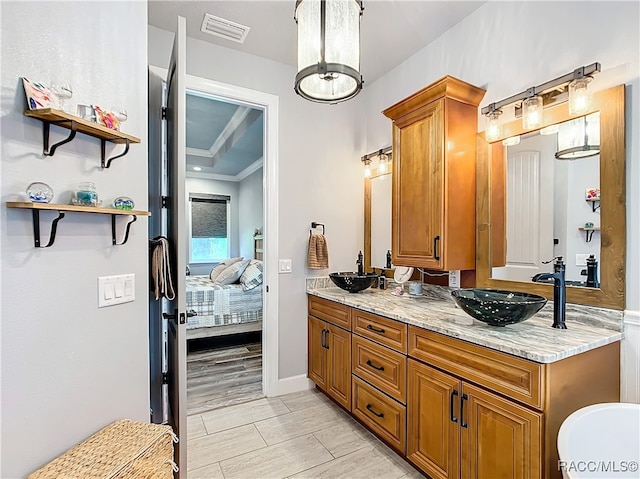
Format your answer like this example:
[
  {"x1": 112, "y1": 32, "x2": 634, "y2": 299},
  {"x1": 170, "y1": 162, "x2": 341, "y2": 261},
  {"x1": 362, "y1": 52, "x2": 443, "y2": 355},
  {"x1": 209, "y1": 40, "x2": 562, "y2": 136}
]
[{"x1": 149, "y1": 65, "x2": 280, "y2": 397}]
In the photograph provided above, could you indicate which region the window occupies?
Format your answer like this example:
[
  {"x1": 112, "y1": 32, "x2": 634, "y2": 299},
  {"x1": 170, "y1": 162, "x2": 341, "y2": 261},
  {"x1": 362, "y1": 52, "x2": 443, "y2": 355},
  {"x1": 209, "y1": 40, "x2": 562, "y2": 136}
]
[{"x1": 189, "y1": 193, "x2": 230, "y2": 263}]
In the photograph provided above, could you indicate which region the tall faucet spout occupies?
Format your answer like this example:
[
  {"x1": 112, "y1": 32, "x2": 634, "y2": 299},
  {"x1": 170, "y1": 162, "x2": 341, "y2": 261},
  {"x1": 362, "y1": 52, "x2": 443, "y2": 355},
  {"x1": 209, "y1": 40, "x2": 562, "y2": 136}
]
[{"x1": 532, "y1": 258, "x2": 567, "y2": 329}]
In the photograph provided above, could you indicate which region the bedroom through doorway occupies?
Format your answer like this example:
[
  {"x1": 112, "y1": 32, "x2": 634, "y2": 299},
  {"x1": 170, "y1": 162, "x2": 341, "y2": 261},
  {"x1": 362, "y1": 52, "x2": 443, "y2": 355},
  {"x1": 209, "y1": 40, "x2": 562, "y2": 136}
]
[{"x1": 184, "y1": 89, "x2": 265, "y2": 416}]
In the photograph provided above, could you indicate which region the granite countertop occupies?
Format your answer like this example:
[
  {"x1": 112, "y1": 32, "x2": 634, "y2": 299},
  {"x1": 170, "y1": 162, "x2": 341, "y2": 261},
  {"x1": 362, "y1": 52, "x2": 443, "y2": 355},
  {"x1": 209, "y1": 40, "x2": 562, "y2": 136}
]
[{"x1": 306, "y1": 278, "x2": 623, "y2": 364}]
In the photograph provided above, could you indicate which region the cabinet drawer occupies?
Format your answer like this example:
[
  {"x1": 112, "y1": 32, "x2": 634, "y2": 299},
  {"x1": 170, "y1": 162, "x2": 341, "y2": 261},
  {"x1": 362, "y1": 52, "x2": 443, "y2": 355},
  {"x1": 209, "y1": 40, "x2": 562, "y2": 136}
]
[
  {"x1": 408, "y1": 327, "x2": 543, "y2": 409},
  {"x1": 352, "y1": 335, "x2": 407, "y2": 404},
  {"x1": 352, "y1": 309, "x2": 407, "y2": 353},
  {"x1": 308, "y1": 295, "x2": 351, "y2": 330},
  {"x1": 352, "y1": 377, "x2": 406, "y2": 453}
]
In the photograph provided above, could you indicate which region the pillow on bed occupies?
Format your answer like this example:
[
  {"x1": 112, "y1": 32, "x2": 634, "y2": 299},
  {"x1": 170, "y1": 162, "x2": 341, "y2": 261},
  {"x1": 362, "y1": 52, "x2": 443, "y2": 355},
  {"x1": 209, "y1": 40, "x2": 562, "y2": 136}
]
[
  {"x1": 213, "y1": 259, "x2": 251, "y2": 285},
  {"x1": 209, "y1": 257, "x2": 243, "y2": 282},
  {"x1": 240, "y1": 260, "x2": 263, "y2": 291}
]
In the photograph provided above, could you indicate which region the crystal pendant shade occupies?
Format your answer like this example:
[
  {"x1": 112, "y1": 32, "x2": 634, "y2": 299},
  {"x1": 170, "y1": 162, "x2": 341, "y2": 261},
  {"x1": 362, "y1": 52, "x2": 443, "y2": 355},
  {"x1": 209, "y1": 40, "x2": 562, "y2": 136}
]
[{"x1": 295, "y1": 0, "x2": 363, "y2": 103}]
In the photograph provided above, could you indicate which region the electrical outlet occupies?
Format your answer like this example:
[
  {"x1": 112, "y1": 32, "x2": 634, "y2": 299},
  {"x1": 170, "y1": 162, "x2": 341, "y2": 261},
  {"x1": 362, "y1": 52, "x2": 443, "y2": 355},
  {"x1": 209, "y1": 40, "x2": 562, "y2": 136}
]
[
  {"x1": 448, "y1": 270, "x2": 461, "y2": 288},
  {"x1": 575, "y1": 254, "x2": 590, "y2": 266}
]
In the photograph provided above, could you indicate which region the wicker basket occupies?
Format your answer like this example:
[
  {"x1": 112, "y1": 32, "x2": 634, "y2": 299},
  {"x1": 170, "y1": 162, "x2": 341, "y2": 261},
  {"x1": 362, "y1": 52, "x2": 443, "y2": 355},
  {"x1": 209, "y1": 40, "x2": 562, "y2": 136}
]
[{"x1": 29, "y1": 419, "x2": 178, "y2": 479}]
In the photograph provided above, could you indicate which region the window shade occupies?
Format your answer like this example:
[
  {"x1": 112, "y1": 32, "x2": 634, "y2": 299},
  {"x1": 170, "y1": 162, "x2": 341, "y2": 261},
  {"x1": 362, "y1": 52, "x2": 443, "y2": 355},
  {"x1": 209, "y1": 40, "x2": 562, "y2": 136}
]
[{"x1": 189, "y1": 194, "x2": 230, "y2": 238}]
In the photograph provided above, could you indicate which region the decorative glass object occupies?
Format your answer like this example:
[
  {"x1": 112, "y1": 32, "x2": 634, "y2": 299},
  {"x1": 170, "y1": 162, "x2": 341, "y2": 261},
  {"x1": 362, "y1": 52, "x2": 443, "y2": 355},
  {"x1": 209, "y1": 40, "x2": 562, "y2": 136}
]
[
  {"x1": 485, "y1": 110, "x2": 502, "y2": 142},
  {"x1": 112, "y1": 196, "x2": 135, "y2": 210},
  {"x1": 27, "y1": 182, "x2": 54, "y2": 203},
  {"x1": 73, "y1": 181, "x2": 100, "y2": 207}
]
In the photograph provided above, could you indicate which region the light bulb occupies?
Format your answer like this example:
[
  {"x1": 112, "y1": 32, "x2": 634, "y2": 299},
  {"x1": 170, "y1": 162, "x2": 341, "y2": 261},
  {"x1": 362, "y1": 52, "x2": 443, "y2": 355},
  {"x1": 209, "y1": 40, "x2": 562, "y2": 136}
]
[
  {"x1": 363, "y1": 159, "x2": 372, "y2": 178},
  {"x1": 522, "y1": 96, "x2": 543, "y2": 130},
  {"x1": 378, "y1": 154, "x2": 388, "y2": 174},
  {"x1": 485, "y1": 110, "x2": 502, "y2": 142},
  {"x1": 569, "y1": 77, "x2": 592, "y2": 116}
]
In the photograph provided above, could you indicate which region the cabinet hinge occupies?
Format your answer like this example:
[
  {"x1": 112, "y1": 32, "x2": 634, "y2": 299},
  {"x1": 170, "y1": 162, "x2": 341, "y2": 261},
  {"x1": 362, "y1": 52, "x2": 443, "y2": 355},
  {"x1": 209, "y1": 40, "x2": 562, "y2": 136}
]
[
  {"x1": 162, "y1": 372, "x2": 168, "y2": 384},
  {"x1": 161, "y1": 196, "x2": 169, "y2": 209},
  {"x1": 161, "y1": 107, "x2": 167, "y2": 120}
]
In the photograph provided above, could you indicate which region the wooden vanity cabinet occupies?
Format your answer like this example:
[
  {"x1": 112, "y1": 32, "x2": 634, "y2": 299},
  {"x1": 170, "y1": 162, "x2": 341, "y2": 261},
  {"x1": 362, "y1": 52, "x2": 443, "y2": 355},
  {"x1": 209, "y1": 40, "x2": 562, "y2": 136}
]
[
  {"x1": 407, "y1": 326, "x2": 620, "y2": 479},
  {"x1": 307, "y1": 296, "x2": 352, "y2": 410},
  {"x1": 383, "y1": 76, "x2": 485, "y2": 270}
]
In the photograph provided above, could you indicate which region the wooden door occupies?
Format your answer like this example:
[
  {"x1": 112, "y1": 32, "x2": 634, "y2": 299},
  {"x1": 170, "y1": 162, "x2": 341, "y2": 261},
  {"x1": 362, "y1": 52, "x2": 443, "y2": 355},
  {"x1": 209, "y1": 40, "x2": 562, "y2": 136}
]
[
  {"x1": 460, "y1": 382, "x2": 542, "y2": 479},
  {"x1": 326, "y1": 324, "x2": 351, "y2": 410},
  {"x1": 165, "y1": 15, "x2": 187, "y2": 478},
  {"x1": 307, "y1": 316, "x2": 327, "y2": 390},
  {"x1": 392, "y1": 99, "x2": 443, "y2": 269},
  {"x1": 407, "y1": 359, "x2": 460, "y2": 479}
]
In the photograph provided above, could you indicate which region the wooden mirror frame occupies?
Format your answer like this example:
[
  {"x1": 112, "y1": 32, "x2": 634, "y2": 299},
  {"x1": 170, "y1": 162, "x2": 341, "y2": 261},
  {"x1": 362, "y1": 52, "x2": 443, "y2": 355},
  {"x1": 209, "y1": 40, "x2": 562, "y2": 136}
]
[{"x1": 476, "y1": 84, "x2": 625, "y2": 310}]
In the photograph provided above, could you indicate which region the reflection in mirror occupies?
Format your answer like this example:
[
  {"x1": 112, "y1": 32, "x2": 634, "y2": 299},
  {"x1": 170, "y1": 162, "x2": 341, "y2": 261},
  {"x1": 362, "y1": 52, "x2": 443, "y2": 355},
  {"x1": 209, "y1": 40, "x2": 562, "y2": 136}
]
[
  {"x1": 492, "y1": 113, "x2": 601, "y2": 287},
  {"x1": 477, "y1": 84, "x2": 625, "y2": 310},
  {"x1": 370, "y1": 173, "x2": 391, "y2": 269}
]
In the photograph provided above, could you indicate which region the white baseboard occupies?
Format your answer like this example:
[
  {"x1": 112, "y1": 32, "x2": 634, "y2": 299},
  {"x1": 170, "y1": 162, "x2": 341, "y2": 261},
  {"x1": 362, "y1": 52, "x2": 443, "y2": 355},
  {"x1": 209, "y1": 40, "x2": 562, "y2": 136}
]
[
  {"x1": 622, "y1": 310, "x2": 640, "y2": 404},
  {"x1": 276, "y1": 374, "x2": 314, "y2": 396}
]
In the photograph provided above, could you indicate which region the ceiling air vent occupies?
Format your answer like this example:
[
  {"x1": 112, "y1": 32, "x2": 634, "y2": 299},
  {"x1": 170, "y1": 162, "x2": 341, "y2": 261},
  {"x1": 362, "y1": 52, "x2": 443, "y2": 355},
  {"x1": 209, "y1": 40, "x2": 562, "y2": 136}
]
[{"x1": 201, "y1": 13, "x2": 250, "y2": 44}]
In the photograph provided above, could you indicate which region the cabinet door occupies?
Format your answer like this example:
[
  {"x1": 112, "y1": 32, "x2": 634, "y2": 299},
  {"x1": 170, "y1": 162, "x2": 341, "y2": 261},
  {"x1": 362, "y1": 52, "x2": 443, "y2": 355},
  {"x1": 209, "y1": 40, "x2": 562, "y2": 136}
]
[
  {"x1": 407, "y1": 359, "x2": 460, "y2": 479},
  {"x1": 308, "y1": 316, "x2": 327, "y2": 390},
  {"x1": 460, "y1": 383, "x2": 542, "y2": 479},
  {"x1": 392, "y1": 99, "x2": 444, "y2": 269},
  {"x1": 326, "y1": 324, "x2": 351, "y2": 410}
]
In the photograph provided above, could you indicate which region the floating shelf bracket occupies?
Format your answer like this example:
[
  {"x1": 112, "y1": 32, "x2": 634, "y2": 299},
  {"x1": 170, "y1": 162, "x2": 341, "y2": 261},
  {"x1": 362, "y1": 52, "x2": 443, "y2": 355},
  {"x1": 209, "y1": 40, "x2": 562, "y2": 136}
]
[
  {"x1": 584, "y1": 229, "x2": 595, "y2": 242},
  {"x1": 102, "y1": 138, "x2": 130, "y2": 169},
  {"x1": 43, "y1": 119, "x2": 77, "y2": 156},
  {"x1": 112, "y1": 214, "x2": 137, "y2": 245},
  {"x1": 589, "y1": 199, "x2": 600, "y2": 212},
  {"x1": 31, "y1": 209, "x2": 65, "y2": 247}
]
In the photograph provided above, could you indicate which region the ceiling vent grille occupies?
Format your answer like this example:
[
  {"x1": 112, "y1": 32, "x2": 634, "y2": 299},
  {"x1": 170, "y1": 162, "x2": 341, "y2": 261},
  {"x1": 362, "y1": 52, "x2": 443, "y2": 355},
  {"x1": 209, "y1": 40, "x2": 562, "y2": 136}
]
[{"x1": 201, "y1": 13, "x2": 250, "y2": 44}]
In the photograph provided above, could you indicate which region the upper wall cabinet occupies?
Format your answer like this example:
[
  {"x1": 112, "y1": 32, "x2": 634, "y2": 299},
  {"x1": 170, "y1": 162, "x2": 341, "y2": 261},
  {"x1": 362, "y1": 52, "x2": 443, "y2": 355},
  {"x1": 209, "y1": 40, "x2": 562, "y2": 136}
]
[{"x1": 383, "y1": 76, "x2": 485, "y2": 271}]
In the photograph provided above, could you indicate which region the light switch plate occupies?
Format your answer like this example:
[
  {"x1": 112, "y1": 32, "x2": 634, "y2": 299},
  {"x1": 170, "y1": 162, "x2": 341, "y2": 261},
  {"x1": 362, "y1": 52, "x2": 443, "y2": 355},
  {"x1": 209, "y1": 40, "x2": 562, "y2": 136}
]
[
  {"x1": 98, "y1": 273, "x2": 135, "y2": 307},
  {"x1": 279, "y1": 259, "x2": 292, "y2": 274}
]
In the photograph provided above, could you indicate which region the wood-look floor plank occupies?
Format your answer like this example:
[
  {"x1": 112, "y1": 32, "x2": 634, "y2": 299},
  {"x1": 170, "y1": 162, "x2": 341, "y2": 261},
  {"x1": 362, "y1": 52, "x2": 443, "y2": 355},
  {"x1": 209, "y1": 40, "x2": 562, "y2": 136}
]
[{"x1": 187, "y1": 341, "x2": 263, "y2": 416}]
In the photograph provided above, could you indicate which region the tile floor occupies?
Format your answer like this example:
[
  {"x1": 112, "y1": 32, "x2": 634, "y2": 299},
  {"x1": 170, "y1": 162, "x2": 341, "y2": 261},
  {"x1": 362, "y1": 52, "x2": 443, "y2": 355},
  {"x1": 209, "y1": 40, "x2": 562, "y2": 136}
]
[{"x1": 187, "y1": 388, "x2": 425, "y2": 478}]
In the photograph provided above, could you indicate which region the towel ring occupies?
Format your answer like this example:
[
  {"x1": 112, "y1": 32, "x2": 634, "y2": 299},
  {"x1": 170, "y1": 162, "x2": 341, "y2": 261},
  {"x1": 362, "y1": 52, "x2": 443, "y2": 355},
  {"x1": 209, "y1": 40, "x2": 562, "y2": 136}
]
[{"x1": 310, "y1": 222, "x2": 325, "y2": 236}]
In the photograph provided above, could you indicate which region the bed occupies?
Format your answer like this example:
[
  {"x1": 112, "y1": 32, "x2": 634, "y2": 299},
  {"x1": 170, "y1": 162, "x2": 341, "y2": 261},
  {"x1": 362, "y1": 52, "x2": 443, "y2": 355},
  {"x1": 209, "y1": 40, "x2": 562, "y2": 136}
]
[{"x1": 185, "y1": 275, "x2": 262, "y2": 339}]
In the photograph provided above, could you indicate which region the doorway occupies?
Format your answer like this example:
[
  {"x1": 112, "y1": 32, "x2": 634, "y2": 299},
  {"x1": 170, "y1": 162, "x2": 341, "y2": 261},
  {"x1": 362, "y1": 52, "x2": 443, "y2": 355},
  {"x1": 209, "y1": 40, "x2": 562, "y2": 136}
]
[
  {"x1": 148, "y1": 64, "x2": 280, "y2": 426},
  {"x1": 184, "y1": 90, "x2": 265, "y2": 415}
]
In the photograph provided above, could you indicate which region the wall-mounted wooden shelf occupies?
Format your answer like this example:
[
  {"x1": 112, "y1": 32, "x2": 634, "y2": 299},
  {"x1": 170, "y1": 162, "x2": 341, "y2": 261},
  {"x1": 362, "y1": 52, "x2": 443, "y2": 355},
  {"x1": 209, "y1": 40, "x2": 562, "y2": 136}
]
[
  {"x1": 24, "y1": 108, "x2": 140, "y2": 168},
  {"x1": 6, "y1": 201, "x2": 150, "y2": 248},
  {"x1": 578, "y1": 226, "x2": 600, "y2": 243}
]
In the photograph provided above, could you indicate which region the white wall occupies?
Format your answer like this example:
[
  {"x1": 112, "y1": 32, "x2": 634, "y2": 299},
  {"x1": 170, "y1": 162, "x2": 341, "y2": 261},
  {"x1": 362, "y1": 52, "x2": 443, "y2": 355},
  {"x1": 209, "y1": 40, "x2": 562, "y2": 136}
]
[
  {"x1": 0, "y1": 2, "x2": 149, "y2": 477},
  {"x1": 149, "y1": 26, "x2": 365, "y2": 379},
  {"x1": 361, "y1": 0, "x2": 639, "y2": 402},
  {"x1": 361, "y1": 1, "x2": 640, "y2": 311},
  {"x1": 186, "y1": 176, "x2": 239, "y2": 275},
  {"x1": 238, "y1": 167, "x2": 264, "y2": 260}
]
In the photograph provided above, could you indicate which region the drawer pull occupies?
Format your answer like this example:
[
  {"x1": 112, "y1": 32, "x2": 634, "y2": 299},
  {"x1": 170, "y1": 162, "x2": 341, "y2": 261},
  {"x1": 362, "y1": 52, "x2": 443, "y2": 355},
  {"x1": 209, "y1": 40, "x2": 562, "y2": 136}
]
[
  {"x1": 460, "y1": 393, "x2": 468, "y2": 428},
  {"x1": 365, "y1": 404, "x2": 384, "y2": 418},
  {"x1": 366, "y1": 359, "x2": 385, "y2": 371},
  {"x1": 366, "y1": 324, "x2": 386, "y2": 334},
  {"x1": 450, "y1": 389, "x2": 458, "y2": 423}
]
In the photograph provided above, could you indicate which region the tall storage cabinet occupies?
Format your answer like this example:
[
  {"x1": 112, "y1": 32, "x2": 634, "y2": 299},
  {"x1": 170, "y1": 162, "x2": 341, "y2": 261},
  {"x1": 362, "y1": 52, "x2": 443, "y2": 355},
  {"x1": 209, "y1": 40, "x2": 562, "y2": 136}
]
[{"x1": 383, "y1": 76, "x2": 485, "y2": 270}]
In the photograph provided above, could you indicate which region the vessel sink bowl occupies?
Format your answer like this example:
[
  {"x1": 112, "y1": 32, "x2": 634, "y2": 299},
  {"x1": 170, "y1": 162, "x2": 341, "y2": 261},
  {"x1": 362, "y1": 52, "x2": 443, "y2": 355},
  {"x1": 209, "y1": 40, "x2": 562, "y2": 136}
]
[
  {"x1": 451, "y1": 288, "x2": 547, "y2": 326},
  {"x1": 329, "y1": 272, "x2": 378, "y2": 293}
]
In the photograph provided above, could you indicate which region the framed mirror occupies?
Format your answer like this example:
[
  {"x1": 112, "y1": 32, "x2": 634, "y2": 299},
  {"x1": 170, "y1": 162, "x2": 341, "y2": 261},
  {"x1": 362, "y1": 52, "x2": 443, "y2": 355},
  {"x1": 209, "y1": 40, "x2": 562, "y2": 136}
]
[
  {"x1": 364, "y1": 164, "x2": 392, "y2": 272},
  {"x1": 476, "y1": 85, "x2": 625, "y2": 310}
]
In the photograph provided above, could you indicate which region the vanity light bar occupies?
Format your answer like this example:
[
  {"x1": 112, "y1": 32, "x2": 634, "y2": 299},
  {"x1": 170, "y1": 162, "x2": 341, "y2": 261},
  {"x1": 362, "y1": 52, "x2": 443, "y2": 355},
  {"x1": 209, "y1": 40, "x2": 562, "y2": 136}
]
[
  {"x1": 481, "y1": 62, "x2": 601, "y2": 116},
  {"x1": 361, "y1": 145, "x2": 392, "y2": 162}
]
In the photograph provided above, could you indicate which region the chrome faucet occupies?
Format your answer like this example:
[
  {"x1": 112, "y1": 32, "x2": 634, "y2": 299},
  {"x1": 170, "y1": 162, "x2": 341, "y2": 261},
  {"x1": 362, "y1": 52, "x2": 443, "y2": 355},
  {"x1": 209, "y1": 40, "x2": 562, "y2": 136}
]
[
  {"x1": 532, "y1": 257, "x2": 567, "y2": 329},
  {"x1": 356, "y1": 250, "x2": 364, "y2": 276}
]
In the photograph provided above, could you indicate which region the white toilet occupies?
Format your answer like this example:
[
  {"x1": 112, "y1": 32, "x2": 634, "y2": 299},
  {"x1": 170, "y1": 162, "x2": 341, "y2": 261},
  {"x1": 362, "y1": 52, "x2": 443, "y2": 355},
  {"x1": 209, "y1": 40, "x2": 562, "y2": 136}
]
[{"x1": 557, "y1": 403, "x2": 640, "y2": 478}]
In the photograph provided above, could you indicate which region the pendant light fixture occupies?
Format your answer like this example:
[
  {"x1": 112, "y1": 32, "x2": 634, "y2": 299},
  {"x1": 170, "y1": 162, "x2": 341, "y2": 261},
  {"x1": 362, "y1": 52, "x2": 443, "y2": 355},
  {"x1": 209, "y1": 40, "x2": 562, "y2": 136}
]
[
  {"x1": 556, "y1": 112, "x2": 600, "y2": 160},
  {"x1": 294, "y1": 0, "x2": 364, "y2": 103}
]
